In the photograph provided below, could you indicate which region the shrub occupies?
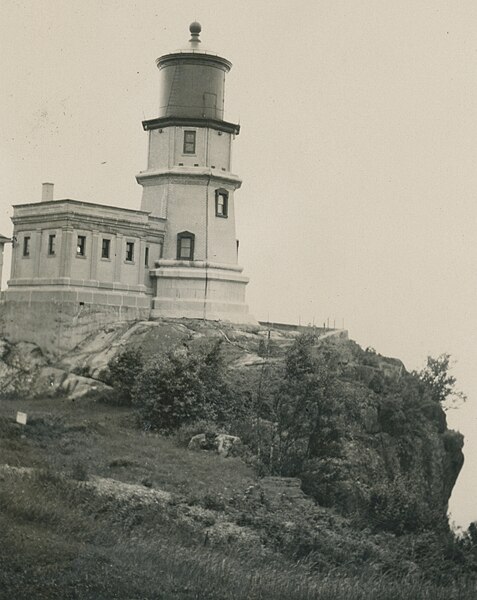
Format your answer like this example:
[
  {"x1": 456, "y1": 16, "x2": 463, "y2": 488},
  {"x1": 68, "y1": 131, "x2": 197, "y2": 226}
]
[
  {"x1": 366, "y1": 476, "x2": 442, "y2": 534},
  {"x1": 132, "y1": 343, "x2": 227, "y2": 432},
  {"x1": 107, "y1": 347, "x2": 144, "y2": 405}
]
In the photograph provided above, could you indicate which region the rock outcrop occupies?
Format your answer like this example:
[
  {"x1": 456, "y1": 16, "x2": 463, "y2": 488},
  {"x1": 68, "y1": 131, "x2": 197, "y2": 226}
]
[
  {"x1": 188, "y1": 433, "x2": 241, "y2": 457},
  {"x1": 0, "y1": 318, "x2": 464, "y2": 530}
]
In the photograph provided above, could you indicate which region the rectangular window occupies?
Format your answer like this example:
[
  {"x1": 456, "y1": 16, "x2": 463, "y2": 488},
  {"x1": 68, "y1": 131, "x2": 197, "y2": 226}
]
[
  {"x1": 48, "y1": 234, "x2": 56, "y2": 256},
  {"x1": 101, "y1": 238, "x2": 111, "y2": 259},
  {"x1": 77, "y1": 235, "x2": 86, "y2": 256},
  {"x1": 183, "y1": 130, "x2": 196, "y2": 154},
  {"x1": 215, "y1": 189, "x2": 229, "y2": 217},
  {"x1": 179, "y1": 238, "x2": 191, "y2": 259},
  {"x1": 125, "y1": 241, "x2": 134, "y2": 262},
  {"x1": 144, "y1": 246, "x2": 149, "y2": 267},
  {"x1": 23, "y1": 236, "x2": 31, "y2": 257},
  {"x1": 177, "y1": 233, "x2": 194, "y2": 260}
]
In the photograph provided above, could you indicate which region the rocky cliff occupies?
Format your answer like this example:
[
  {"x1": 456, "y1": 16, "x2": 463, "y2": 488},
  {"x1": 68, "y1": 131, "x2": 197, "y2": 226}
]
[{"x1": 0, "y1": 318, "x2": 464, "y2": 531}]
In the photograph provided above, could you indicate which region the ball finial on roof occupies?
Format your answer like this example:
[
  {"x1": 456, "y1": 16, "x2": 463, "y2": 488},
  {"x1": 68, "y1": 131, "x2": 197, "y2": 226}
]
[
  {"x1": 189, "y1": 21, "x2": 201, "y2": 45},
  {"x1": 189, "y1": 21, "x2": 201, "y2": 35}
]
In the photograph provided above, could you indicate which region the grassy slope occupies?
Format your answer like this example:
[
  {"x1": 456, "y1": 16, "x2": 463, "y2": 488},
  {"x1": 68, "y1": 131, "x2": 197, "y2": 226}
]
[{"x1": 0, "y1": 396, "x2": 475, "y2": 600}]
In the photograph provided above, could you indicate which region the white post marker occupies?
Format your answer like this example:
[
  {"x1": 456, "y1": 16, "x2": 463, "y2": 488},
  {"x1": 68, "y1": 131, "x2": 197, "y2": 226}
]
[{"x1": 16, "y1": 411, "x2": 27, "y2": 425}]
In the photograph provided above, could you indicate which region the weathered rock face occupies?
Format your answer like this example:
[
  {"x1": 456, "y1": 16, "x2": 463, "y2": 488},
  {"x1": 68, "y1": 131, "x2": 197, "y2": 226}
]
[
  {"x1": 0, "y1": 340, "x2": 111, "y2": 400},
  {"x1": 0, "y1": 318, "x2": 464, "y2": 533},
  {"x1": 291, "y1": 342, "x2": 465, "y2": 529}
]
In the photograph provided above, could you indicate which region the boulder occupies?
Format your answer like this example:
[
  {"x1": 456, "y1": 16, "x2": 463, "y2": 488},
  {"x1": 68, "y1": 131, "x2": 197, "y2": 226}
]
[
  {"x1": 188, "y1": 432, "x2": 241, "y2": 457},
  {"x1": 188, "y1": 433, "x2": 217, "y2": 452},
  {"x1": 216, "y1": 433, "x2": 241, "y2": 457}
]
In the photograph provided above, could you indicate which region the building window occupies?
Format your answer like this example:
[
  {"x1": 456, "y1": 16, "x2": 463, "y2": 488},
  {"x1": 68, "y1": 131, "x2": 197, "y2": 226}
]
[
  {"x1": 101, "y1": 238, "x2": 111, "y2": 259},
  {"x1": 48, "y1": 234, "x2": 56, "y2": 256},
  {"x1": 144, "y1": 246, "x2": 149, "y2": 267},
  {"x1": 183, "y1": 130, "x2": 196, "y2": 154},
  {"x1": 77, "y1": 235, "x2": 86, "y2": 256},
  {"x1": 177, "y1": 231, "x2": 195, "y2": 260},
  {"x1": 125, "y1": 241, "x2": 134, "y2": 262},
  {"x1": 215, "y1": 189, "x2": 229, "y2": 217},
  {"x1": 23, "y1": 236, "x2": 31, "y2": 257}
]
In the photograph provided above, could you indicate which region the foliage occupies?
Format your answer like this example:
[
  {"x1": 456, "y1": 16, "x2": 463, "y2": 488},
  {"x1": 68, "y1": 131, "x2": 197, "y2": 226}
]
[
  {"x1": 366, "y1": 476, "x2": 444, "y2": 535},
  {"x1": 107, "y1": 346, "x2": 144, "y2": 405},
  {"x1": 132, "y1": 342, "x2": 228, "y2": 432},
  {"x1": 417, "y1": 354, "x2": 467, "y2": 409},
  {"x1": 0, "y1": 390, "x2": 476, "y2": 597},
  {"x1": 239, "y1": 334, "x2": 344, "y2": 478}
]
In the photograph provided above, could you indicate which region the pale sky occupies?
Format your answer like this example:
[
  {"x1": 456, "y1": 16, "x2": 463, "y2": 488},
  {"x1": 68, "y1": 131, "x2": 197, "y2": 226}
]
[{"x1": 1, "y1": 0, "x2": 476, "y2": 528}]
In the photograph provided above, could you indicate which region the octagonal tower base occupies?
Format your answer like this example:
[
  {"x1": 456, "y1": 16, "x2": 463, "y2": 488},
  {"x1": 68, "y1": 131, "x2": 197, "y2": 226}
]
[{"x1": 150, "y1": 260, "x2": 256, "y2": 325}]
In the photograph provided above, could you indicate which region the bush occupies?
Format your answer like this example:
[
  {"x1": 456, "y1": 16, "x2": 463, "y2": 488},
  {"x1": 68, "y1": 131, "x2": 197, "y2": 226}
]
[
  {"x1": 132, "y1": 343, "x2": 227, "y2": 432},
  {"x1": 107, "y1": 347, "x2": 144, "y2": 405},
  {"x1": 366, "y1": 476, "x2": 442, "y2": 534}
]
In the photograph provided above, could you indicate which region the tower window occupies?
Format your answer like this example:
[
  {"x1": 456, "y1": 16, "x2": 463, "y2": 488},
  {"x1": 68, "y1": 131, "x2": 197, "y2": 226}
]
[
  {"x1": 183, "y1": 130, "x2": 196, "y2": 154},
  {"x1": 144, "y1": 246, "x2": 149, "y2": 267},
  {"x1": 48, "y1": 234, "x2": 56, "y2": 256},
  {"x1": 101, "y1": 238, "x2": 111, "y2": 259},
  {"x1": 23, "y1": 236, "x2": 31, "y2": 257},
  {"x1": 77, "y1": 235, "x2": 86, "y2": 256},
  {"x1": 215, "y1": 189, "x2": 228, "y2": 218},
  {"x1": 177, "y1": 231, "x2": 195, "y2": 260},
  {"x1": 125, "y1": 241, "x2": 135, "y2": 262}
]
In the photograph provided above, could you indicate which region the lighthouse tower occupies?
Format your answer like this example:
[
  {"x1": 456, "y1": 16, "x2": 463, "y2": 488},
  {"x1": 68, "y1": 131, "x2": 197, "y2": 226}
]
[{"x1": 136, "y1": 23, "x2": 254, "y2": 324}]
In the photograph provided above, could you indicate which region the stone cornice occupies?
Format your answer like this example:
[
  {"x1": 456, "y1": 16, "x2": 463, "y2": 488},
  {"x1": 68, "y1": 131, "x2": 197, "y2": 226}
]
[
  {"x1": 11, "y1": 199, "x2": 166, "y2": 236},
  {"x1": 7, "y1": 278, "x2": 152, "y2": 294},
  {"x1": 156, "y1": 51, "x2": 232, "y2": 73},
  {"x1": 11, "y1": 213, "x2": 166, "y2": 239},
  {"x1": 142, "y1": 116, "x2": 240, "y2": 136},
  {"x1": 12, "y1": 199, "x2": 152, "y2": 218},
  {"x1": 136, "y1": 167, "x2": 242, "y2": 189},
  {"x1": 155, "y1": 259, "x2": 243, "y2": 272}
]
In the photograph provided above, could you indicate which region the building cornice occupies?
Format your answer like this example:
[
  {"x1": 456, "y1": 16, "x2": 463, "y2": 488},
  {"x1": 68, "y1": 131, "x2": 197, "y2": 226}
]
[
  {"x1": 156, "y1": 52, "x2": 232, "y2": 73},
  {"x1": 12, "y1": 198, "x2": 152, "y2": 217},
  {"x1": 155, "y1": 259, "x2": 243, "y2": 272},
  {"x1": 136, "y1": 167, "x2": 242, "y2": 189},
  {"x1": 11, "y1": 213, "x2": 166, "y2": 238},
  {"x1": 142, "y1": 116, "x2": 240, "y2": 135}
]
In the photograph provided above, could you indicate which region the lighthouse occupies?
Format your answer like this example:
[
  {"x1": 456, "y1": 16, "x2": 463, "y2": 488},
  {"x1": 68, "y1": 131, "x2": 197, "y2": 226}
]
[{"x1": 137, "y1": 23, "x2": 255, "y2": 324}]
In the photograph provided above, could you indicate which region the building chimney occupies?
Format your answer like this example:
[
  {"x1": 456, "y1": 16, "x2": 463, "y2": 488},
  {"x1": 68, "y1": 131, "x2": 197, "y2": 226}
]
[{"x1": 41, "y1": 182, "x2": 54, "y2": 202}]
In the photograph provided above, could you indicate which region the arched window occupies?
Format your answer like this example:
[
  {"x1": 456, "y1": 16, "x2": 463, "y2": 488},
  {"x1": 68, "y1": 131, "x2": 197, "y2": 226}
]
[
  {"x1": 177, "y1": 231, "x2": 195, "y2": 260},
  {"x1": 215, "y1": 189, "x2": 228, "y2": 218}
]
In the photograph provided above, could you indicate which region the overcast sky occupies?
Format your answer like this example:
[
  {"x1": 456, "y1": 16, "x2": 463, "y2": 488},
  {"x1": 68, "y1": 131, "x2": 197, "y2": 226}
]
[{"x1": 1, "y1": 0, "x2": 476, "y2": 528}]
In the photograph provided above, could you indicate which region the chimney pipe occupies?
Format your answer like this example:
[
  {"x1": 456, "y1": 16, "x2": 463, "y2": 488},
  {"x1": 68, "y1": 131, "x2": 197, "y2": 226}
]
[{"x1": 41, "y1": 182, "x2": 54, "y2": 202}]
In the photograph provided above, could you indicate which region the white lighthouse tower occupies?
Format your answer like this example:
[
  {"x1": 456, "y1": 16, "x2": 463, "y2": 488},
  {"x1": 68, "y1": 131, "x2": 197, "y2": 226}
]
[{"x1": 137, "y1": 22, "x2": 254, "y2": 324}]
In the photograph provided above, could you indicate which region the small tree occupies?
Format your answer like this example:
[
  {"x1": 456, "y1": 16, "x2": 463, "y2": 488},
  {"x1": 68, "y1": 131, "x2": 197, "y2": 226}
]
[
  {"x1": 107, "y1": 347, "x2": 144, "y2": 405},
  {"x1": 417, "y1": 354, "x2": 466, "y2": 409},
  {"x1": 132, "y1": 342, "x2": 228, "y2": 432},
  {"x1": 267, "y1": 334, "x2": 342, "y2": 475}
]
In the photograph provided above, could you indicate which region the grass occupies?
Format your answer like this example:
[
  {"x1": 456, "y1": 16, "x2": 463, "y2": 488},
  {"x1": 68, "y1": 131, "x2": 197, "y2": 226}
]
[{"x1": 0, "y1": 396, "x2": 475, "y2": 599}]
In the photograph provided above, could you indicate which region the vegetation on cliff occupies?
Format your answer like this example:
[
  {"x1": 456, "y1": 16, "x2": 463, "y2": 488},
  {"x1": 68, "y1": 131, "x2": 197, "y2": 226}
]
[
  {"x1": 108, "y1": 330, "x2": 464, "y2": 537},
  {"x1": 0, "y1": 321, "x2": 475, "y2": 598}
]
